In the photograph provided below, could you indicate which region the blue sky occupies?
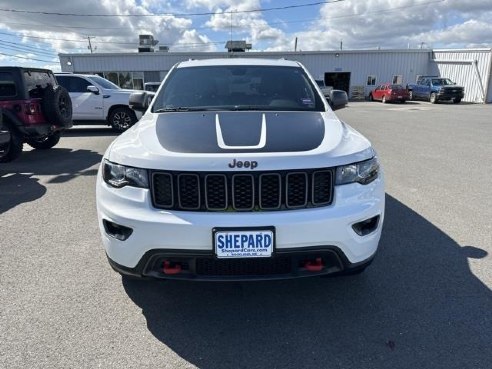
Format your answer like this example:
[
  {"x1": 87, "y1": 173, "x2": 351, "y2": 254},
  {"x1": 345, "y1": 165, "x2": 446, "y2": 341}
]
[{"x1": 0, "y1": 0, "x2": 490, "y2": 71}]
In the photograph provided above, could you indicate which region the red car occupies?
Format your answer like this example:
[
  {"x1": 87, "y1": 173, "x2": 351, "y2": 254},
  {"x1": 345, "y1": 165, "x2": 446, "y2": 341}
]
[{"x1": 369, "y1": 83, "x2": 409, "y2": 103}]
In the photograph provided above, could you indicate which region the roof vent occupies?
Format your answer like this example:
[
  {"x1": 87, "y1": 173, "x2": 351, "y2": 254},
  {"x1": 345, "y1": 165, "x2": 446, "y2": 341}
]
[{"x1": 225, "y1": 40, "x2": 252, "y2": 52}]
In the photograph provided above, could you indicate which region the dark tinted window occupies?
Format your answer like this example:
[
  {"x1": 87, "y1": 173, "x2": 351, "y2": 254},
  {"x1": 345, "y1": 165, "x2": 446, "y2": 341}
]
[
  {"x1": 153, "y1": 65, "x2": 324, "y2": 112},
  {"x1": 24, "y1": 70, "x2": 56, "y2": 98},
  {"x1": 390, "y1": 84, "x2": 405, "y2": 90},
  {"x1": 57, "y1": 76, "x2": 91, "y2": 93},
  {"x1": 0, "y1": 72, "x2": 17, "y2": 97}
]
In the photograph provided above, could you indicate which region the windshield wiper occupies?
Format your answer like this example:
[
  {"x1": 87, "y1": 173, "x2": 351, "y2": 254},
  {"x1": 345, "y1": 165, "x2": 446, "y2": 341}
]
[
  {"x1": 154, "y1": 107, "x2": 192, "y2": 112},
  {"x1": 230, "y1": 105, "x2": 276, "y2": 111},
  {"x1": 154, "y1": 106, "x2": 225, "y2": 113}
]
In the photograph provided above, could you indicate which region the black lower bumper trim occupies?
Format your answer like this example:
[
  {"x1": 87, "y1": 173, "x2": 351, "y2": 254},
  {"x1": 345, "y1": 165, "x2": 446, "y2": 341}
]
[{"x1": 107, "y1": 246, "x2": 376, "y2": 281}]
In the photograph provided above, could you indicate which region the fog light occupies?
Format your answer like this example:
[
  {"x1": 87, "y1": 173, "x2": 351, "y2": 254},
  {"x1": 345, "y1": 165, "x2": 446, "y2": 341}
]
[
  {"x1": 352, "y1": 215, "x2": 380, "y2": 236},
  {"x1": 103, "y1": 219, "x2": 133, "y2": 241}
]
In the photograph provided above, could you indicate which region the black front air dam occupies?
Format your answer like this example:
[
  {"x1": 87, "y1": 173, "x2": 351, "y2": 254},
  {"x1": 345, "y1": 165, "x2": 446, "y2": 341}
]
[{"x1": 106, "y1": 246, "x2": 376, "y2": 281}]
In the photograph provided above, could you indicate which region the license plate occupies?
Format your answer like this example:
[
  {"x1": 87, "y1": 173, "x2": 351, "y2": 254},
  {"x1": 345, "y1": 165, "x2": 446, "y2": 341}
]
[
  {"x1": 398, "y1": 95, "x2": 403, "y2": 99},
  {"x1": 213, "y1": 227, "x2": 274, "y2": 259}
]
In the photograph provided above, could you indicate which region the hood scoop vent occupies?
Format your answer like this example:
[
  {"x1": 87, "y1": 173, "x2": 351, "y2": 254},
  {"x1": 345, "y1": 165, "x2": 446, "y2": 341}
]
[{"x1": 216, "y1": 113, "x2": 266, "y2": 150}]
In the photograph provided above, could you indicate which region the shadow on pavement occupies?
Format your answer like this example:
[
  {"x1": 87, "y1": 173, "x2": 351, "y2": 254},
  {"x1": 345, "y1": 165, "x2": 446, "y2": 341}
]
[
  {"x1": 0, "y1": 148, "x2": 101, "y2": 214},
  {"x1": 123, "y1": 194, "x2": 491, "y2": 369}
]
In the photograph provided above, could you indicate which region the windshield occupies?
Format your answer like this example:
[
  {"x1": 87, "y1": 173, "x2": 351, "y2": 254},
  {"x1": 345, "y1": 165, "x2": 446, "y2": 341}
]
[
  {"x1": 432, "y1": 78, "x2": 454, "y2": 86},
  {"x1": 87, "y1": 76, "x2": 120, "y2": 90},
  {"x1": 152, "y1": 65, "x2": 325, "y2": 112}
]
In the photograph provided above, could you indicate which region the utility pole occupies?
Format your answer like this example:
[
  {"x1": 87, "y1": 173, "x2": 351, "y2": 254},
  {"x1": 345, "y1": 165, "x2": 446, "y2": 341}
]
[
  {"x1": 230, "y1": 10, "x2": 233, "y2": 42},
  {"x1": 87, "y1": 36, "x2": 96, "y2": 53}
]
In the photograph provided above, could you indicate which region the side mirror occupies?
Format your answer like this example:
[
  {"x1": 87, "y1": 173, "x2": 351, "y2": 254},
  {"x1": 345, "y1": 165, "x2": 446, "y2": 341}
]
[
  {"x1": 129, "y1": 92, "x2": 153, "y2": 112},
  {"x1": 87, "y1": 85, "x2": 99, "y2": 95},
  {"x1": 328, "y1": 90, "x2": 348, "y2": 111}
]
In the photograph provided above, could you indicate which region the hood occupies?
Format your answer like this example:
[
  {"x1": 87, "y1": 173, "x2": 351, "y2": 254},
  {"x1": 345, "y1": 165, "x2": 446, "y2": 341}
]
[
  {"x1": 154, "y1": 111, "x2": 324, "y2": 153},
  {"x1": 108, "y1": 110, "x2": 373, "y2": 171},
  {"x1": 112, "y1": 89, "x2": 140, "y2": 94},
  {"x1": 441, "y1": 85, "x2": 464, "y2": 90}
]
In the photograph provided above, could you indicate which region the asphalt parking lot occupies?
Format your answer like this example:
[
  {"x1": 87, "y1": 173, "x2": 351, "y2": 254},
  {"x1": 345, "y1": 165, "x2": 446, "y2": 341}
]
[{"x1": 1, "y1": 101, "x2": 491, "y2": 369}]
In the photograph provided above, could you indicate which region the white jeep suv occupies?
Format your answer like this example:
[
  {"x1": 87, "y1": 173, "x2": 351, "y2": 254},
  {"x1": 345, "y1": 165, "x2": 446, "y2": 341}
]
[
  {"x1": 96, "y1": 58, "x2": 385, "y2": 281},
  {"x1": 55, "y1": 73, "x2": 141, "y2": 132}
]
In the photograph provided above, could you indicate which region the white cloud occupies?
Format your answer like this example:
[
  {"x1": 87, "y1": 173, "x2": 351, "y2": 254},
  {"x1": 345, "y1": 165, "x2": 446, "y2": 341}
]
[{"x1": 0, "y1": 0, "x2": 490, "y2": 69}]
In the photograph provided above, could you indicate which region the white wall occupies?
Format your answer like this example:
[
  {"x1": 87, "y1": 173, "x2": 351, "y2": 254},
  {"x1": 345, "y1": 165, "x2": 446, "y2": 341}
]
[{"x1": 60, "y1": 48, "x2": 491, "y2": 102}]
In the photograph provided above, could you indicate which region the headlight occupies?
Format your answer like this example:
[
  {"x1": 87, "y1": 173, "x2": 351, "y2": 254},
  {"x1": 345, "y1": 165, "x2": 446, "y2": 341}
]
[
  {"x1": 335, "y1": 157, "x2": 380, "y2": 185},
  {"x1": 103, "y1": 160, "x2": 149, "y2": 188}
]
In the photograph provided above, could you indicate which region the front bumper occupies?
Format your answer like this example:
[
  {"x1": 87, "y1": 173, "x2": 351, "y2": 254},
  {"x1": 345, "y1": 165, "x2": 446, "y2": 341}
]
[
  {"x1": 437, "y1": 91, "x2": 464, "y2": 100},
  {"x1": 107, "y1": 246, "x2": 376, "y2": 281},
  {"x1": 96, "y1": 169, "x2": 385, "y2": 280}
]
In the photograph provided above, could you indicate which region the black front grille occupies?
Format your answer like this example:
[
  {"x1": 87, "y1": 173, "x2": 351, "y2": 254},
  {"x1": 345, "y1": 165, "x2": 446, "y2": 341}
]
[{"x1": 152, "y1": 168, "x2": 334, "y2": 212}]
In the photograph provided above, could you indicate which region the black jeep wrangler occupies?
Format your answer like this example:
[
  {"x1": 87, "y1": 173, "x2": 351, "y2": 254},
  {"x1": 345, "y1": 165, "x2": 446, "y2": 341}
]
[{"x1": 0, "y1": 67, "x2": 72, "y2": 162}]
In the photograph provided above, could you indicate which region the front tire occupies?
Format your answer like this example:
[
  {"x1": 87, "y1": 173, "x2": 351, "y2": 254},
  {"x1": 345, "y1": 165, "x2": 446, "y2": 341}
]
[
  {"x1": 0, "y1": 123, "x2": 23, "y2": 163},
  {"x1": 453, "y1": 98, "x2": 461, "y2": 104},
  {"x1": 26, "y1": 131, "x2": 61, "y2": 150},
  {"x1": 430, "y1": 92, "x2": 438, "y2": 104},
  {"x1": 369, "y1": 93, "x2": 374, "y2": 101},
  {"x1": 109, "y1": 107, "x2": 137, "y2": 133}
]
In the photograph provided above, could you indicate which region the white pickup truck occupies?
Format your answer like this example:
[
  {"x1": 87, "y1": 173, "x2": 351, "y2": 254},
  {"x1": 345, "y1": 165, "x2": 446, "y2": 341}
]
[
  {"x1": 55, "y1": 73, "x2": 142, "y2": 132},
  {"x1": 315, "y1": 80, "x2": 333, "y2": 97}
]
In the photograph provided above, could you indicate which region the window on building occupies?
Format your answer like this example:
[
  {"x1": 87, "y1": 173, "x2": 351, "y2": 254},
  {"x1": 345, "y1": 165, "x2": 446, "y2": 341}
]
[
  {"x1": 392, "y1": 75, "x2": 403, "y2": 84},
  {"x1": 119, "y1": 72, "x2": 133, "y2": 89},
  {"x1": 367, "y1": 75, "x2": 376, "y2": 86},
  {"x1": 106, "y1": 72, "x2": 119, "y2": 86},
  {"x1": 132, "y1": 72, "x2": 144, "y2": 90}
]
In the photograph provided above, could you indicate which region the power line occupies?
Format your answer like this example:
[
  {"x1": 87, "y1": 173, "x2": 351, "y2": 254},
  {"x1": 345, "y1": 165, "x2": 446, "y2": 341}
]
[
  {"x1": 0, "y1": 1, "x2": 344, "y2": 17},
  {"x1": 0, "y1": 40, "x2": 57, "y2": 56},
  {"x1": 0, "y1": 51, "x2": 54, "y2": 63},
  {"x1": 0, "y1": 31, "x2": 226, "y2": 48},
  {"x1": 0, "y1": 20, "x2": 127, "y2": 30},
  {"x1": 0, "y1": 0, "x2": 444, "y2": 36}
]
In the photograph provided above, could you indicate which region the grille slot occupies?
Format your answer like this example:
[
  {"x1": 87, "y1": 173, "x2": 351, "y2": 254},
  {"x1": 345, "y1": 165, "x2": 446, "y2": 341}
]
[
  {"x1": 232, "y1": 174, "x2": 255, "y2": 210},
  {"x1": 153, "y1": 173, "x2": 174, "y2": 208},
  {"x1": 151, "y1": 169, "x2": 334, "y2": 212},
  {"x1": 178, "y1": 174, "x2": 200, "y2": 210},
  {"x1": 312, "y1": 170, "x2": 333, "y2": 205},
  {"x1": 260, "y1": 174, "x2": 281, "y2": 209},
  {"x1": 205, "y1": 174, "x2": 228, "y2": 210},
  {"x1": 286, "y1": 172, "x2": 308, "y2": 208}
]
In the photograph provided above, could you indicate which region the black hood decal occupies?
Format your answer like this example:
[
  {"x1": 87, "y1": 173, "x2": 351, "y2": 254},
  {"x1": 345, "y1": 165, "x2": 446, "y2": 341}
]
[{"x1": 155, "y1": 112, "x2": 325, "y2": 153}]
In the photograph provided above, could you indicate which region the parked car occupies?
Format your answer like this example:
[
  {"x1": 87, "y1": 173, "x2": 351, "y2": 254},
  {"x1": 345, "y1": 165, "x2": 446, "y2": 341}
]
[
  {"x1": 0, "y1": 67, "x2": 72, "y2": 162},
  {"x1": 97, "y1": 58, "x2": 384, "y2": 281},
  {"x1": 369, "y1": 83, "x2": 409, "y2": 103},
  {"x1": 55, "y1": 73, "x2": 142, "y2": 132},
  {"x1": 407, "y1": 76, "x2": 464, "y2": 103}
]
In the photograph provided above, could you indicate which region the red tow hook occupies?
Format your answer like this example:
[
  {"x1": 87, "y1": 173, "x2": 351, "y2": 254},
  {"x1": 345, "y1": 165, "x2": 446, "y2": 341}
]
[
  {"x1": 304, "y1": 258, "x2": 324, "y2": 272},
  {"x1": 162, "y1": 261, "x2": 182, "y2": 275}
]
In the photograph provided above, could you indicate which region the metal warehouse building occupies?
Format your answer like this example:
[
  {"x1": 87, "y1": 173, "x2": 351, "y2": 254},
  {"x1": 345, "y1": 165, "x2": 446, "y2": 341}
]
[{"x1": 59, "y1": 48, "x2": 492, "y2": 103}]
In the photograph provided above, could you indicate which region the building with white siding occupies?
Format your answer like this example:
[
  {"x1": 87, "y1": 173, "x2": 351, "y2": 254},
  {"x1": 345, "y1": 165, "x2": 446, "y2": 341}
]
[{"x1": 58, "y1": 48, "x2": 492, "y2": 103}]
